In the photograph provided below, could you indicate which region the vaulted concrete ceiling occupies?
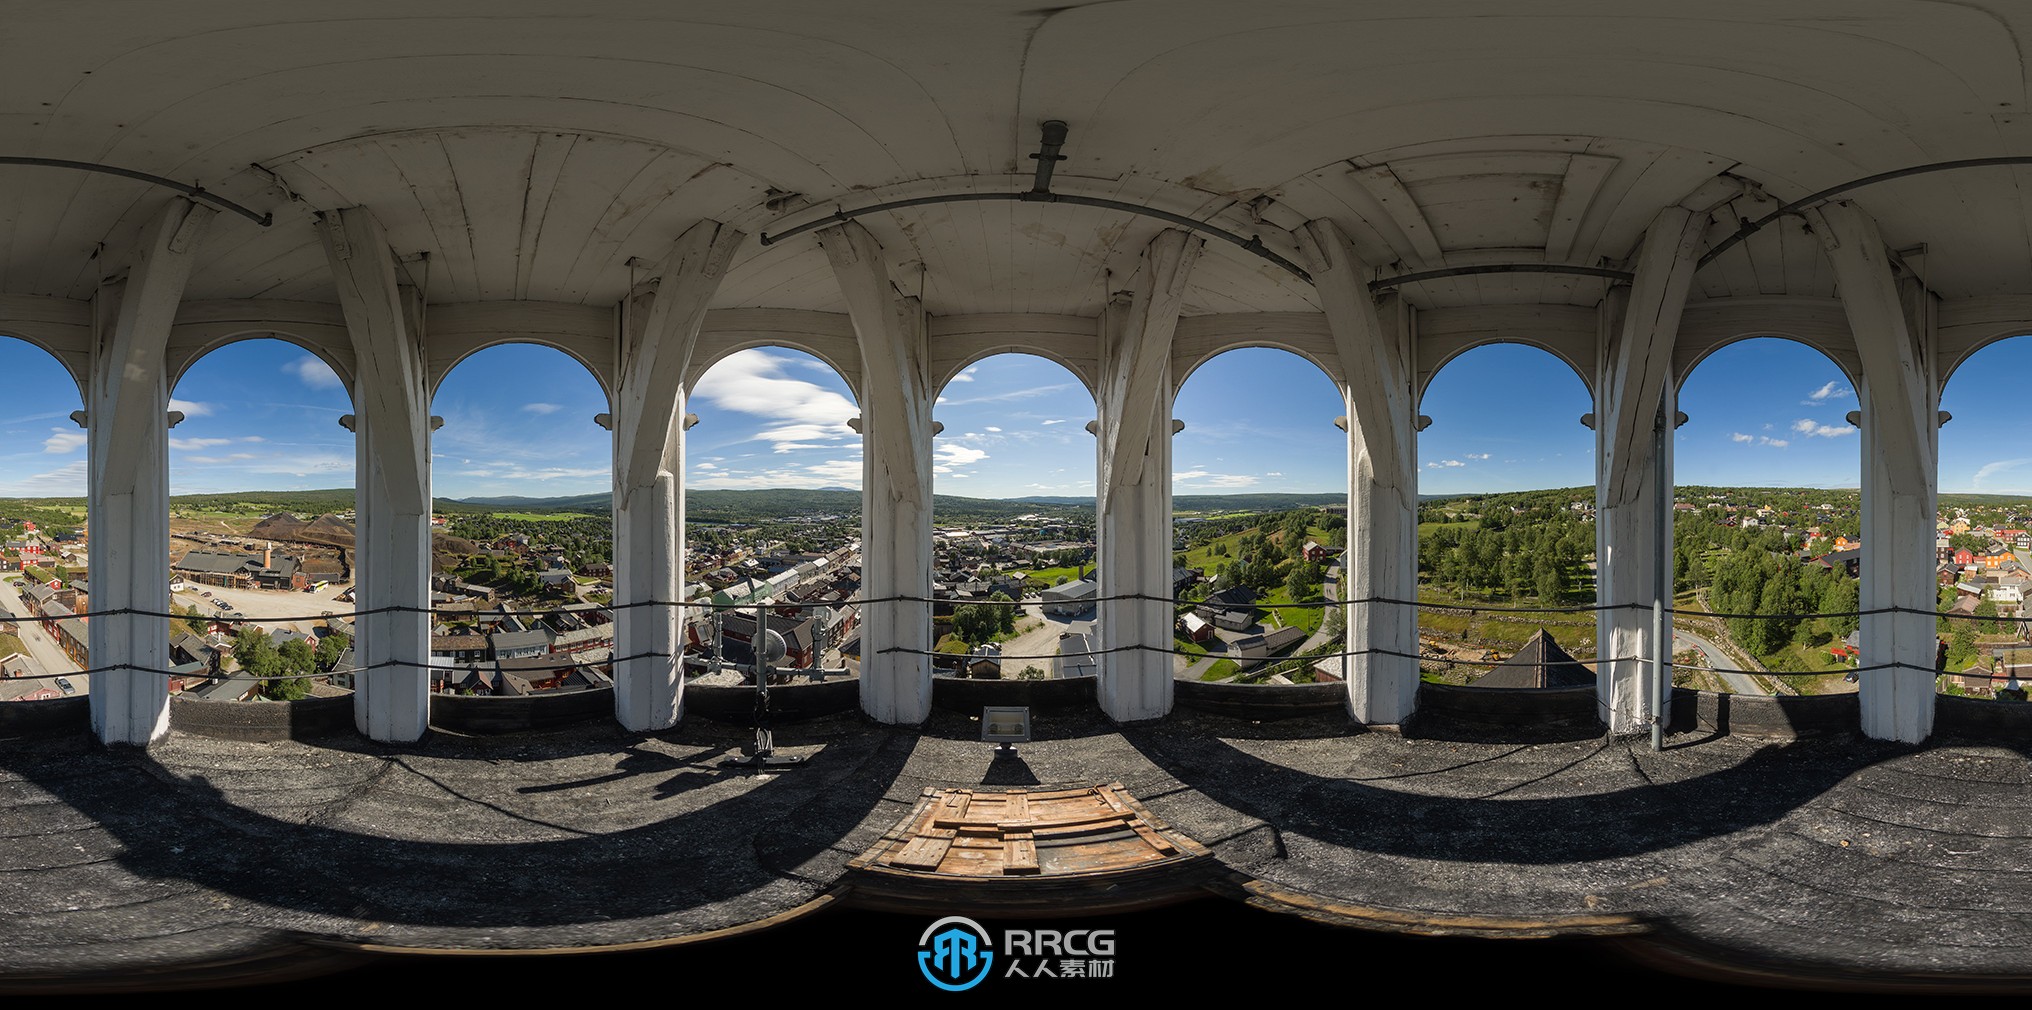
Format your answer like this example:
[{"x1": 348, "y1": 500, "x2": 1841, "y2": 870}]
[{"x1": 4, "y1": 2, "x2": 2031, "y2": 316}]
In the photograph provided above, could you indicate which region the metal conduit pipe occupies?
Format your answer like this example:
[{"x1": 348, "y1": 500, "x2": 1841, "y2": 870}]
[
  {"x1": 1367, "y1": 262, "x2": 1635, "y2": 290},
  {"x1": 1698, "y1": 156, "x2": 2032, "y2": 268},
  {"x1": 0, "y1": 157, "x2": 272, "y2": 226},
  {"x1": 759, "y1": 121, "x2": 1313, "y2": 282},
  {"x1": 760, "y1": 189, "x2": 1314, "y2": 282}
]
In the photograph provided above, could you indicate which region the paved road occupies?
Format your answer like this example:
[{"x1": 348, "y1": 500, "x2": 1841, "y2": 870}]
[
  {"x1": 0, "y1": 576, "x2": 87, "y2": 699},
  {"x1": 996, "y1": 601, "x2": 1079, "y2": 676},
  {"x1": 1673, "y1": 628, "x2": 1767, "y2": 695}
]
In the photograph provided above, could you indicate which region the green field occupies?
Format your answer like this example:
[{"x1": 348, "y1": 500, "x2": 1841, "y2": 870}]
[
  {"x1": 1199, "y1": 659, "x2": 1239, "y2": 681},
  {"x1": 1415, "y1": 588, "x2": 1596, "y2": 655},
  {"x1": 1258, "y1": 587, "x2": 1326, "y2": 636}
]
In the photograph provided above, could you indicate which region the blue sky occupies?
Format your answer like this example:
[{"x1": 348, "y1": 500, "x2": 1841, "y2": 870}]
[{"x1": 1, "y1": 330, "x2": 2029, "y2": 500}]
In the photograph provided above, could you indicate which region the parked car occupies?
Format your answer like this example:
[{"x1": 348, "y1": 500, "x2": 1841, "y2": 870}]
[{"x1": 54, "y1": 677, "x2": 74, "y2": 695}]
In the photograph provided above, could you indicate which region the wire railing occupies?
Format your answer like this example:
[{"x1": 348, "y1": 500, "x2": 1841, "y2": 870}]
[{"x1": 2, "y1": 585, "x2": 2021, "y2": 686}]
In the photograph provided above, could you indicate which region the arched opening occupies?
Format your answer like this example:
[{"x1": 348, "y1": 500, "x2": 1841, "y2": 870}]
[
  {"x1": 0, "y1": 335, "x2": 88, "y2": 701},
  {"x1": 165, "y1": 337, "x2": 356, "y2": 703},
  {"x1": 1416, "y1": 342, "x2": 1596, "y2": 689},
  {"x1": 926, "y1": 353, "x2": 1095, "y2": 682},
  {"x1": 1673, "y1": 337, "x2": 1861, "y2": 696},
  {"x1": 1172, "y1": 347, "x2": 1346, "y2": 686},
  {"x1": 428, "y1": 342, "x2": 613, "y2": 698},
  {"x1": 685, "y1": 346, "x2": 861, "y2": 684},
  {"x1": 1935, "y1": 333, "x2": 2032, "y2": 699}
]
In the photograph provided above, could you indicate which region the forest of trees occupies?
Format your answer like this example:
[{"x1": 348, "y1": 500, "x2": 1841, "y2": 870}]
[{"x1": 1418, "y1": 492, "x2": 1591, "y2": 604}]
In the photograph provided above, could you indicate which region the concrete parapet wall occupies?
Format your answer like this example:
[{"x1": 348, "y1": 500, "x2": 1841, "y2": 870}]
[
  {"x1": 0, "y1": 696, "x2": 89, "y2": 737},
  {"x1": 931, "y1": 674, "x2": 1096, "y2": 714},
  {"x1": 1173, "y1": 680, "x2": 1345, "y2": 721},
  {"x1": 686, "y1": 679, "x2": 861, "y2": 725},
  {"x1": 1668, "y1": 688, "x2": 1858, "y2": 739},
  {"x1": 170, "y1": 693, "x2": 354, "y2": 742},
  {"x1": 431, "y1": 688, "x2": 613, "y2": 735},
  {"x1": 1934, "y1": 693, "x2": 2032, "y2": 738}
]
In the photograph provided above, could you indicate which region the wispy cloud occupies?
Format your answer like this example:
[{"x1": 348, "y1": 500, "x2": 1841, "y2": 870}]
[
  {"x1": 937, "y1": 383, "x2": 1072, "y2": 407},
  {"x1": 1792, "y1": 418, "x2": 1857, "y2": 438},
  {"x1": 522, "y1": 402, "x2": 562, "y2": 415},
  {"x1": 13, "y1": 459, "x2": 86, "y2": 495},
  {"x1": 1175, "y1": 468, "x2": 1258, "y2": 487},
  {"x1": 1974, "y1": 458, "x2": 2032, "y2": 489},
  {"x1": 41, "y1": 428, "x2": 84, "y2": 454},
  {"x1": 168, "y1": 398, "x2": 212, "y2": 417},
  {"x1": 1804, "y1": 381, "x2": 1852, "y2": 404},
  {"x1": 1425, "y1": 459, "x2": 1465, "y2": 469},
  {"x1": 284, "y1": 356, "x2": 343, "y2": 390},
  {"x1": 1732, "y1": 432, "x2": 1789, "y2": 447}
]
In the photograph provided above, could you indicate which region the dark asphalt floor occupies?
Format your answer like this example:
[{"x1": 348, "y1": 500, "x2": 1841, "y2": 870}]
[{"x1": 4, "y1": 708, "x2": 2029, "y2": 993}]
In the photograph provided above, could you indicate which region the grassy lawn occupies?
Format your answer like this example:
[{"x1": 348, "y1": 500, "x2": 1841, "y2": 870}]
[
  {"x1": 1416, "y1": 520, "x2": 1479, "y2": 537},
  {"x1": 1179, "y1": 529, "x2": 1256, "y2": 571},
  {"x1": 0, "y1": 631, "x2": 25, "y2": 658},
  {"x1": 1173, "y1": 634, "x2": 1209, "y2": 658},
  {"x1": 1198, "y1": 659, "x2": 1239, "y2": 681},
  {"x1": 1016, "y1": 565, "x2": 1085, "y2": 587},
  {"x1": 1413, "y1": 586, "x2": 1596, "y2": 655},
  {"x1": 1258, "y1": 587, "x2": 1325, "y2": 635}
]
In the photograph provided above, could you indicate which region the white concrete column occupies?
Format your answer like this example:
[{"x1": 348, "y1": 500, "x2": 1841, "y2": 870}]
[
  {"x1": 87, "y1": 198, "x2": 214, "y2": 746},
  {"x1": 1301, "y1": 220, "x2": 1417, "y2": 725},
  {"x1": 1595, "y1": 208, "x2": 1703, "y2": 735},
  {"x1": 818, "y1": 221, "x2": 933, "y2": 724},
  {"x1": 321, "y1": 207, "x2": 431, "y2": 743},
  {"x1": 1096, "y1": 230, "x2": 1201, "y2": 722},
  {"x1": 1809, "y1": 201, "x2": 1938, "y2": 743},
  {"x1": 611, "y1": 220, "x2": 743, "y2": 731}
]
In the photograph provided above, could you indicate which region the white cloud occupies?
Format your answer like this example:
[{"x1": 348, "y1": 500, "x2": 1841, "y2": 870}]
[
  {"x1": 168, "y1": 398, "x2": 212, "y2": 417},
  {"x1": 937, "y1": 383, "x2": 1071, "y2": 407},
  {"x1": 1040, "y1": 419, "x2": 1068, "y2": 425},
  {"x1": 950, "y1": 367, "x2": 977, "y2": 383},
  {"x1": 1174, "y1": 469, "x2": 1258, "y2": 488},
  {"x1": 522, "y1": 402, "x2": 562, "y2": 415},
  {"x1": 1266, "y1": 471, "x2": 1283, "y2": 477},
  {"x1": 1805, "y1": 381, "x2": 1852, "y2": 403},
  {"x1": 1974, "y1": 458, "x2": 2032, "y2": 488},
  {"x1": 284, "y1": 356, "x2": 342, "y2": 390},
  {"x1": 937, "y1": 445, "x2": 988, "y2": 466},
  {"x1": 13, "y1": 460, "x2": 86, "y2": 495},
  {"x1": 1764, "y1": 438, "x2": 1789, "y2": 447},
  {"x1": 984, "y1": 426, "x2": 1002, "y2": 433},
  {"x1": 41, "y1": 428, "x2": 84, "y2": 454},
  {"x1": 1730, "y1": 432, "x2": 1755, "y2": 443},
  {"x1": 170, "y1": 437, "x2": 233, "y2": 451},
  {"x1": 1425, "y1": 459, "x2": 1466, "y2": 469},
  {"x1": 694, "y1": 349, "x2": 858, "y2": 453},
  {"x1": 1792, "y1": 418, "x2": 1857, "y2": 438},
  {"x1": 1466, "y1": 452, "x2": 1491, "y2": 460}
]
